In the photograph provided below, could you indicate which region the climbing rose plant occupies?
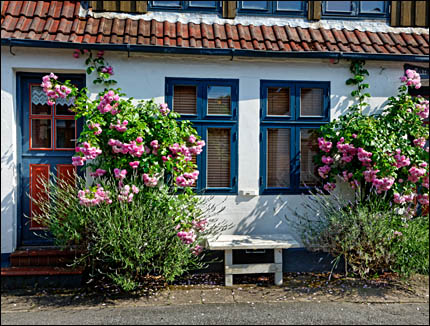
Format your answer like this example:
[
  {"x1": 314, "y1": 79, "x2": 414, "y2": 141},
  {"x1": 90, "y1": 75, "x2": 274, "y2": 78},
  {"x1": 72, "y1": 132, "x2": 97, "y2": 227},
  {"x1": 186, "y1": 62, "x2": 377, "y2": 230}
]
[
  {"x1": 40, "y1": 49, "x2": 207, "y2": 252},
  {"x1": 315, "y1": 61, "x2": 429, "y2": 215}
]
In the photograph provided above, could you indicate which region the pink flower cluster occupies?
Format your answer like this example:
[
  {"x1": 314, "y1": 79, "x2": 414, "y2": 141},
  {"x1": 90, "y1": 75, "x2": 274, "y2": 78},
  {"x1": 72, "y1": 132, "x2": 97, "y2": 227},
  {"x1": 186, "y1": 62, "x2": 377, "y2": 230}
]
[
  {"x1": 89, "y1": 168, "x2": 107, "y2": 178},
  {"x1": 118, "y1": 184, "x2": 139, "y2": 202},
  {"x1": 169, "y1": 140, "x2": 205, "y2": 159},
  {"x1": 408, "y1": 165, "x2": 427, "y2": 183},
  {"x1": 394, "y1": 149, "x2": 411, "y2": 168},
  {"x1": 41, "y1": 73, "x2": 72, "y2": 106},
  {"x1": 97, "y1": 90, "x2": 120, "y2": 114},
  {"x1": 159, "y1": 103, "x2": 170, "y2": 116},
  {"x1": 372, "y1": 176, "x2": 395, "y2": 193},
  {"x1": 191, "y1": 219, "x2": 208, "y2": 232},
  {"x1": 417, "y1": 194, "x2": 429, "y2": 206},
  {"x1": 318, "y1": 137, "x2": 332, "y2": 153},
  {"x1": 191, "y1": 244, "x2": 203, "y2": 256},
  {"x1": 78, "y1": 185, "x2": 112, "y2": 207},
  {"x1": 323, "y1": 183, "x2": 336, "y2": 192},
  {"x1": 176, "y1": 171, "x2": 199, "y2": 187},
  {"x1": 114, "y1": 168, "x2": 127, "y2": 180},
  {"x1": 142, "y1": 173, "x2": 159, "y2": 187},
  {"x1": 177, "y1": 230, "x2": 196, "y2": 245},
  {"x1": 337, "y1": 138, "x2": 357, "y2": 163},
  {"x1": 97, "y1": 50, "x2": 104, "y2": 58},
  {"x1": 129, "y1": 161, "x2": 140, "y2": 169},
  {"x1": 357, "y1": 148, "x2": 372, "y2": 165},
  {"x1": 393, "y1": 192, "x2": 416, "y2": 204},
  {"x1": 400, "y1": 69, "x2": 421, "y2": 89},
  {"x1": 415, "y1": 99, "x2": 429, "y2": 120},
  {"x1": 423, "y1": 175, "x2": 429, "y2": 189},
  {"x1": 110, "y1": 119, "x2": 128, "y2": 132},
  {"x1": 88, "y1": 122, "x2": 102, "y2": 135},
  {"x1": 108, "y1": 138, "x2": 145, "y2": 157},
  {"x1": 101, "y1": 66, "x2": 114, "y2": 75},
  {"x1": 72, "y1": 143, "x2": 102, "y2": 166},
  {"x1": 321, "y1": 156, "x2": 334, "y2": 165},
  {"x1": 318, "y1": 165, "x2": 331, "y2": 179},
  {"x1": 364, "y1": 168, "x2": 380, "y2": 183},
  {"x1": 413, "y1": 137, "x2": 427, "y2": 148},
  {"x1": 150, "y1": 140, "x2": 159, "y2": 155}
]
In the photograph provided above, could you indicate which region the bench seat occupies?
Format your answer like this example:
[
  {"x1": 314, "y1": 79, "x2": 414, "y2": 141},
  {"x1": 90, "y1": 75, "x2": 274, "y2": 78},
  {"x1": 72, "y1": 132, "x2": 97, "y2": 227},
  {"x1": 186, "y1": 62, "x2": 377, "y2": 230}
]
[{"x1": 206, "y1": 234, "x2": 301, "y2": 286}]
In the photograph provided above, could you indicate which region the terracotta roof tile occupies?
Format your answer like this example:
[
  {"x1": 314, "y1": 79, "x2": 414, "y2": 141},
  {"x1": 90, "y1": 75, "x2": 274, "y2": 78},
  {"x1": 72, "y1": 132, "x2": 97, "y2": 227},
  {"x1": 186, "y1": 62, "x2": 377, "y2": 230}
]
[
  {"x1": 285, "y1": 26, "x2": 300, "y2": 42},
  {"x1": 1, "y1": 1, "x2": 427, "y2": 57}
]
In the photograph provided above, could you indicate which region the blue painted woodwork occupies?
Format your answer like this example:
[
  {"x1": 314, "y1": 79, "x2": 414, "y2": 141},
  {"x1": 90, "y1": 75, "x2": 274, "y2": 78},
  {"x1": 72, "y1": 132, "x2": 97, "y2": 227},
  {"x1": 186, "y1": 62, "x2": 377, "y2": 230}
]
[
  {"x1": 259, "y1": 80, "x2": 330, "y2": 195},
  {"x1": 165, "y1": 77, "x2": 239, "y2": 194},
  {"x1": 16, "y1": 73, "x2": 85, "y2": 246}
]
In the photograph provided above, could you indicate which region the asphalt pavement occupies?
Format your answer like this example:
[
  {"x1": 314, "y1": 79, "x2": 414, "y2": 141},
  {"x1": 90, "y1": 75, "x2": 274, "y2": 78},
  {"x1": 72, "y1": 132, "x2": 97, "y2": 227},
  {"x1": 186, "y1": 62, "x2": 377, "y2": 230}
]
[{"x1": 1, "y1": 301, "x2": 429, "y2": 325}]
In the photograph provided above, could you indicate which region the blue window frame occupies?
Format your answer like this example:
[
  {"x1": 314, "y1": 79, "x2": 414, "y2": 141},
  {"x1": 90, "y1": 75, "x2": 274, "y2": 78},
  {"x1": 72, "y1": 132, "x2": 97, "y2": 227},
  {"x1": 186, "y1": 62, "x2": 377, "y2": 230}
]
[
  {"x1": 260, "y1": 80, "x2": 330, "y2": 195},
  {"x1": 149, "y1": 1, "x2": 221, "y2": 13},
  {"x1": 322, "y1": 1, "x2": 389, "y2": 19},
  {"x1": 237, "y1": 1, "x2": 307, "y2": 17},
  {"x1": 165, "y1": 77, "x2": 238, "y2": 194}
]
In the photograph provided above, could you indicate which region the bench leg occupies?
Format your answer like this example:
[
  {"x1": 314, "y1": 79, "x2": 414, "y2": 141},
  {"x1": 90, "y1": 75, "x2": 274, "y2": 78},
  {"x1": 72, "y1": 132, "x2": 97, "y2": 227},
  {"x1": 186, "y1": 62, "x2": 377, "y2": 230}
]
[
  {"x1": 225, "y1": 249, "x2": 233, "y2": 286},
  {"x1": 274, "y1": 249, "x2": 283, "y2": 286}
]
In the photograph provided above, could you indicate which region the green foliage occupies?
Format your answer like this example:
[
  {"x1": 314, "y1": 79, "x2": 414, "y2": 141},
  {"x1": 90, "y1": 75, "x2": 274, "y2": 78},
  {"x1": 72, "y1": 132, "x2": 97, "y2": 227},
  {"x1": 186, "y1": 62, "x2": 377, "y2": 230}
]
[
  {"x1": 288, "y1": 189, "x2": 429, "y2": 278},
  {"x1": 31, "y1": 173, "x2": 224, "y2": 291}
]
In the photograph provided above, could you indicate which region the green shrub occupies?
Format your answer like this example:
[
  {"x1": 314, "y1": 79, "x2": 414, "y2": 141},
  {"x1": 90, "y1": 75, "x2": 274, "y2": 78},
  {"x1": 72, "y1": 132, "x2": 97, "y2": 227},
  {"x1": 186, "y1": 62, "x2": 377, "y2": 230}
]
[
  {"x1": 31, "y1": 173, "x2": 224, "y2": 291},
  {"x1": 289, "y1": 189, "x2": 429, "y2": 278}
]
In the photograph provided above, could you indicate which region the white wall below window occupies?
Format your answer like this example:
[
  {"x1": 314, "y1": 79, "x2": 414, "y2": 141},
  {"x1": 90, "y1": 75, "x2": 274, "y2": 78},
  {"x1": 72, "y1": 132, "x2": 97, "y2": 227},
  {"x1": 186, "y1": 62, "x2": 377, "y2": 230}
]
[{"x1": 1, "y1": 47, "x2": 406, "y2": 252}]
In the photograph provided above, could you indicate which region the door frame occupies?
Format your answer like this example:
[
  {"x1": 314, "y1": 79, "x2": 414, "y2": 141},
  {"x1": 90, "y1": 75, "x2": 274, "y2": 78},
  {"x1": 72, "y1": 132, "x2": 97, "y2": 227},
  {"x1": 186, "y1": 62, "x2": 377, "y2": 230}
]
[{"x1": 16, "y1": 72, "x2": 86, "y2": 246}]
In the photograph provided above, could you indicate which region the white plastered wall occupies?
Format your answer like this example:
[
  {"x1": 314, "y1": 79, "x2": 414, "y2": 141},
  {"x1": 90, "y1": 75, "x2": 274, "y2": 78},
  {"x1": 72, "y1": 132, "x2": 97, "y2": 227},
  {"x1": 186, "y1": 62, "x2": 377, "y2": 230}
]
[{"x1": 1, "y1": 46, "x2": 406, "y2": 253}]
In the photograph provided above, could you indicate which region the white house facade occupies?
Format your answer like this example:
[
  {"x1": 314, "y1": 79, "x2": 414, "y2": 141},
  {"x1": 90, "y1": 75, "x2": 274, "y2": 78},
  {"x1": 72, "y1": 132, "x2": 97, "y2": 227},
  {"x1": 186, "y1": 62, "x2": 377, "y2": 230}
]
[{"x1": 1, "y1": 1, "x2": 429, "y2": 273}]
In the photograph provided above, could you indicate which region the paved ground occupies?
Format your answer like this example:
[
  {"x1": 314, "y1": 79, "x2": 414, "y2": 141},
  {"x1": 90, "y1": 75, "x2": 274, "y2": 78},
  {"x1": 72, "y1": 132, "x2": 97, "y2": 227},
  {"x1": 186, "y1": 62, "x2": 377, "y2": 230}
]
[
  {"x1": 2, "y1": 273, "x2": 428, "y2": 325},
  {"x1": 1, "y1": 302, "x2": 429, "y2": 325}
]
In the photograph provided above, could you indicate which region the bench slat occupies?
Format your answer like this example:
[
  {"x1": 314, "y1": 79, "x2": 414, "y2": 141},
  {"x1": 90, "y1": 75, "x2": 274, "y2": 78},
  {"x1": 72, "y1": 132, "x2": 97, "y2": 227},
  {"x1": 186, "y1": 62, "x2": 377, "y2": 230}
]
[
  {"x1": 225, "y1": 263, "x2": 282, "y2": 274},
  {"x1": 206, "y1": 234, "x2": 300, "y2": 250}
]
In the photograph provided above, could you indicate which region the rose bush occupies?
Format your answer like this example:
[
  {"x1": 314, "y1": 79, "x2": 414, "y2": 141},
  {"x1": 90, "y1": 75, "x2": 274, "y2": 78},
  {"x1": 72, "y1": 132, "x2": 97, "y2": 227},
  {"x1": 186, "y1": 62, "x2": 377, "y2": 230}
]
[
  {"x1": 31, "y1": 49, "x2": 224, "y2": 290},
  {"x1": 289, "y1": 61, "x2": 429, "y2": 279},
  {"x1": 315, "y1": 61, "x2": 429, "y2": 216}
]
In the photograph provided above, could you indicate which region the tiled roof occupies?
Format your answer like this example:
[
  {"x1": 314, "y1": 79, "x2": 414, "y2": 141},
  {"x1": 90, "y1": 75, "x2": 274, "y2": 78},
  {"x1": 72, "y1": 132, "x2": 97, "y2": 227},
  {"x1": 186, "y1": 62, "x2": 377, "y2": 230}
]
[{"x1": 1, "y1": 1, "x2": 429, "y2": 56}]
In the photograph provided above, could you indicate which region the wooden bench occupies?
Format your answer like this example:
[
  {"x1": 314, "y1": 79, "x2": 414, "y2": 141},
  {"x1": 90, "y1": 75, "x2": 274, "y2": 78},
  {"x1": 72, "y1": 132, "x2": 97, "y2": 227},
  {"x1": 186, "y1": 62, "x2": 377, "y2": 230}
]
[{"x1": 206, "y1": 234, "x2": 301, "y2": 286}]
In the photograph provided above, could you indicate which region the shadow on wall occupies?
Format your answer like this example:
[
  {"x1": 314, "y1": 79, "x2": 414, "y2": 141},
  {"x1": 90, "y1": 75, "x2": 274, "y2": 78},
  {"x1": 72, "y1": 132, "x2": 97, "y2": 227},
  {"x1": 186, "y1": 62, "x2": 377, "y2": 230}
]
[
  {"x1": 230, "y1": 194, "x2": 305, "y2": 244},
  {"x1": 1, "y1": 144, "x2": 17, "y2": 256}
]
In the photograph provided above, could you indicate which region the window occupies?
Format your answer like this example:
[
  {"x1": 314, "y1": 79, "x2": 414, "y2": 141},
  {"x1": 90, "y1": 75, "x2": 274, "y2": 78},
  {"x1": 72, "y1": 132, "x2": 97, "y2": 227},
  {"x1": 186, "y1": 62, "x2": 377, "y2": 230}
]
[
  {"x1": 166, "y1": 78, "x2": 238, "y2": 194},
  {"x1": 260, "y1": 80, "x2": 330, "y2": 194},
  {"x1": 149, "y1": 1, "x2": 220, "y2": 12},
  {"x1": 322, "y1": 1, "x2": 389, "y2": 19},
  {"x1": 237, "y1": 1, "x2": 306, "y2": 16}
]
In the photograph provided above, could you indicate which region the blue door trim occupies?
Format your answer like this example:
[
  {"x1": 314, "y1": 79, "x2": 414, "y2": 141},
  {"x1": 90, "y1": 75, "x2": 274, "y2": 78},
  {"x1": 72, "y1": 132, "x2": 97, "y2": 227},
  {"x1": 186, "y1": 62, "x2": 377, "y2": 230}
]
[{"x1": 16, "y1": 72, "x2": 86, "y2": 246}]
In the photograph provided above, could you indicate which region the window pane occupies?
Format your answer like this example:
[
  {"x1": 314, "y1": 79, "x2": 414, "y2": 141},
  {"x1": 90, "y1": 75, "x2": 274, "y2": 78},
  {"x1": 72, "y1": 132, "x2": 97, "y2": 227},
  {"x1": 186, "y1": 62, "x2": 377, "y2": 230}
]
[
  {"x1": 55, "y1": 96, "x2": 75, "y2": 115},
  {"x1": 208, "y1": 86, "x2": 231, "y2": 115},
  {"x1": 360, "y1": 1, "x2": 385, "y2": 13},
  {"x1": 31, "y1": 85, "x2": 51, "y2": 115},
  {"x1": 207, "y1": 128, "x2": 230, "y2": 188},
  {"x1": 56, "y1": 119, "x2": 75, "y2": 149},
  {"x1": 267, "y1": 128, "x2": 290, "y2": 187},
  {"x1": 326, "y1": 1, "x2": 352, "y2": 12},
  {"x1": 300, "y1": 88, "x2": 324, "y2": 116},
  {"x1": 152, "y1": 1, "x2": 181, "y2": 7},
  {"x1": 242, "y1": 1, "x2": 268, "y2": 10},
  {"x1": 173, "y1": 85, "x2": 197, "y2": 115},
  {"x1": 276, "y1": 1, "x2": 303, "y2": 11},
  {"x1": 268, "y1": 87, "x2": 290, "y2": 116},
  {"x1": 31, "y1": 119, "x2": 51, "y2": 148},
  {"x1": 300, "y1": 129, "x2": 320, "y2": 187},
  {"x1": 189, "y1": 1, "x2": 216, "y2": 8}
]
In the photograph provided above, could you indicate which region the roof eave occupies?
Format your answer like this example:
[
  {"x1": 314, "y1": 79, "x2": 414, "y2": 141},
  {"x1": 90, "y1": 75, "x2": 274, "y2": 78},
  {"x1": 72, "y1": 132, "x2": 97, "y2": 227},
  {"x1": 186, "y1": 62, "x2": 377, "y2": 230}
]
[{"x1": 2, "y1": 38, "x2": 429, "y2": 63}]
